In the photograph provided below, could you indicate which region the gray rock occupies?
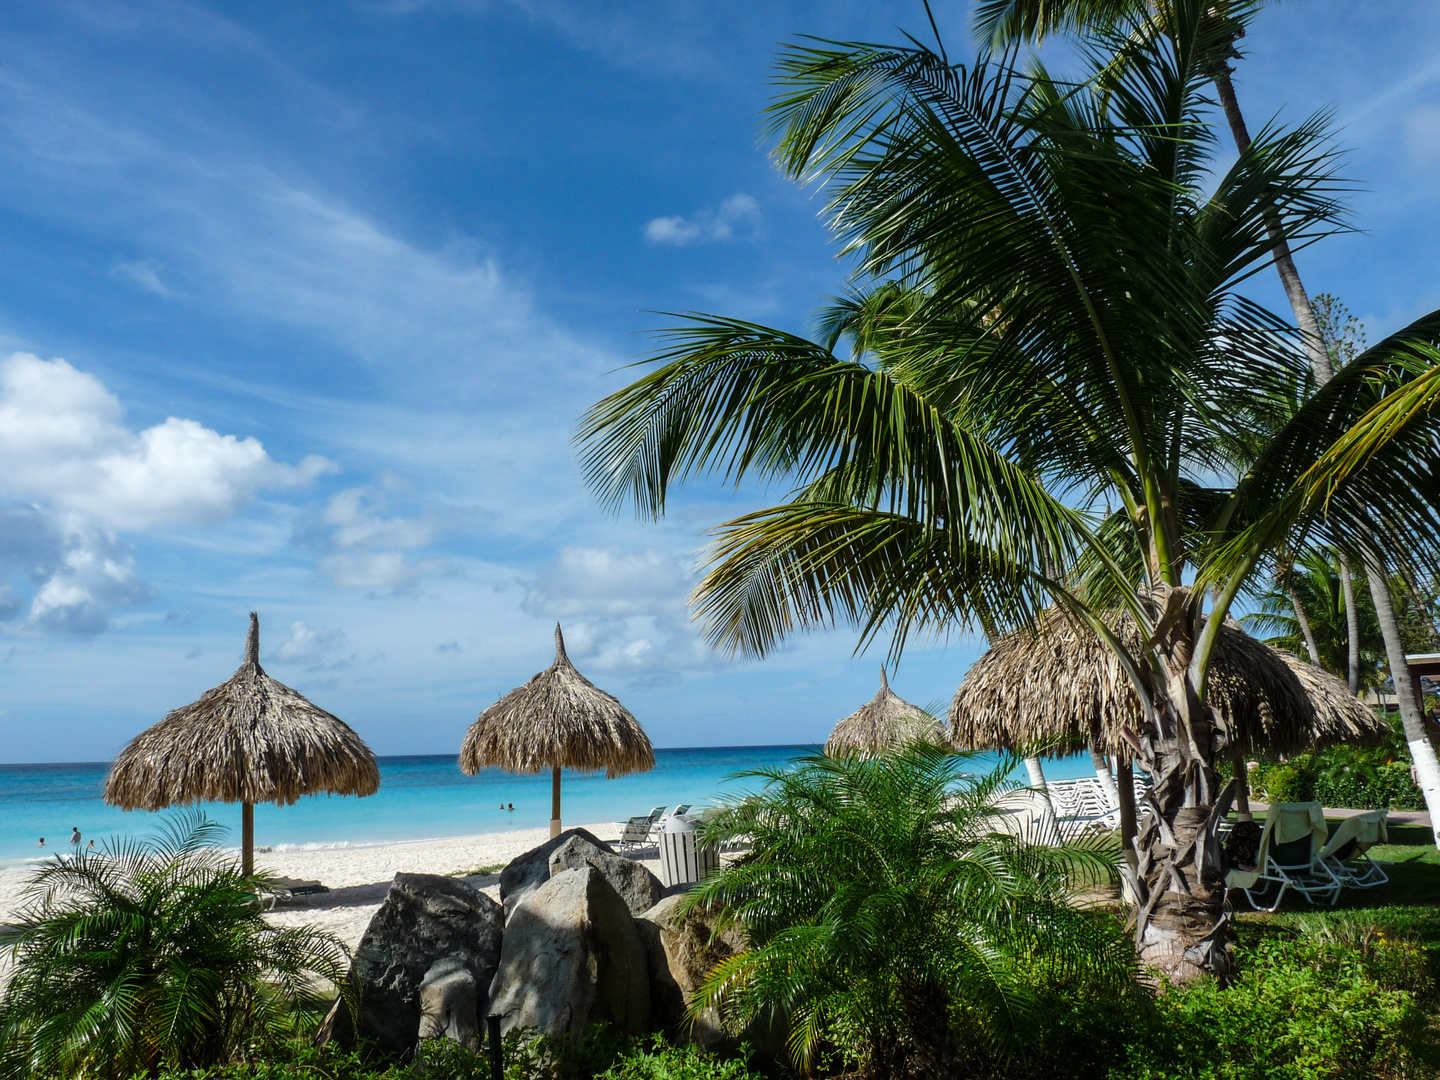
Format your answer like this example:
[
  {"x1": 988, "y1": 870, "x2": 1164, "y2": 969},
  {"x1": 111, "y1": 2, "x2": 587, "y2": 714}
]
[
  {"x1": 636, "y1": 894, "x2": 783, "y2": 1058},
  {"x1": 547, "y1": 834, "x2": 664, "y2": 916},
  {"x1": 489, "y1": 866, "x2": 651, "y2": 1040},
  {"x1": 419, "y1": 958, "x2": 480, "y2": 1051},
  {"x1": 499, "y1": 827, "x2": 615, "y2": 921},
  {"x1": 325, "y1": 873, "x2": 504, "y2": 1059}
]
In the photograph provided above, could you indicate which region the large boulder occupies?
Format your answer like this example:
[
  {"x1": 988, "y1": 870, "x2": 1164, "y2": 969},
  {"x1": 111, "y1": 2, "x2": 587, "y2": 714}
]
[
  {"x1": 499, "y1": 827, "x2": 616, "y2": 921},
  {"x1": 548, "y1": 833, "x2": 663, "y2": 916},
  {"x1": 418, "y1": 957, "x2": 480, "y2": 1050},
  {"x1": 489, "y1": 866, "x2": 651, "y2": 1040},
  {"x1": 326, "y1": 873, "x2": 504, "y2": 1059},
  {"x1": 636, "y1": 894, "x2": 782, "y2": 1058}
]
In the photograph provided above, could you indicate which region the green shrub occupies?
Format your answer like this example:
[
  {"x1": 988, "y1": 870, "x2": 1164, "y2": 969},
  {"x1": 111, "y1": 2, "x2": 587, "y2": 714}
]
[
  {"x1": 1109, "y1": 917, "x2": 1438, "y2": 1080},
  {"x1": 155, "y1": 1045, "x2": 404, "y2": 1079},
  {"x1": 0, "y1": 813, "x2": 349, "y2": 1080},
  {"x1": 1257, "y1": 760, "x2": 1315, "y2": 804},
  {"x1": 597, "y1": 1037, "x2": 765, "y2": 1080},
  {"x1": 688, "y1": 747, "x2": 1138, "y2": 1077}
]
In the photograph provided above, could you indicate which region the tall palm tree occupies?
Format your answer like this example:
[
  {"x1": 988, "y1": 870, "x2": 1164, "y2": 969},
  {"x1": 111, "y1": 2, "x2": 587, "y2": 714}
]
[
  {"x1": 580, "y1": 3, "x2": 1440, "y2": 981},
  {"x1": 1243, "y1": 549, "x2": 1384, "y2": 688},
  {"x1": 978, "y1": 0, "x2": 1440, "y2": 848}
]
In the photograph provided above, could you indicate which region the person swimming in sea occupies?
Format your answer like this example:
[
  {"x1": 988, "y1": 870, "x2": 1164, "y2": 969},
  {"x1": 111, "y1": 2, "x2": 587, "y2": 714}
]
[
  {"x1": 508, "y1": 802, "x2": 514, "y2": 811},
  {"x1": 87, "y1": 840, "x2": 95, "y2": 851},
  {"x1": 37, "y1": 837, "x2": 44, "y2": 847}
]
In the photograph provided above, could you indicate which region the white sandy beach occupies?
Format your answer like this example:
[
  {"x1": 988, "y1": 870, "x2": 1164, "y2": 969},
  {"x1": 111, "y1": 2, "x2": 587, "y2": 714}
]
[{"x1": 0, "y1": 821, "x2": 660, "y2": 953}]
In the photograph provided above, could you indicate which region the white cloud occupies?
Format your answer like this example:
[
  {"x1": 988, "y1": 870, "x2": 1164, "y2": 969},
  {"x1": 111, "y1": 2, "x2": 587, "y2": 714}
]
[
  {"x1": 318, "y1": 550, "x2": 441, "y2": 590},
  {"x1": 321, "y1": 487, "x2": 434, "y2": 549},
  {"x1": 0, "y1": 353, "x2": 334, "y2": 531},
  {"x1": 644, "y1": 193, "x2": 762, "y2": 247},
  {"x1": 266, "y1": 619, "x2": 354, "y2": 670},
  {"x1": 112, "y1": 258, "x2": 171, "y2": 297},
  {"x1": 523, "y1": 546, "x2": 690, "y2": 617},
  {"x1": 303, "y1": 485, "x2": 443, "y2": 590},
  {"x1": 522, "y1": 546, "x2": 724, "y2": 684},
  {"x1": 0, "y1": 509, "x2": 153, "y2": 636}
]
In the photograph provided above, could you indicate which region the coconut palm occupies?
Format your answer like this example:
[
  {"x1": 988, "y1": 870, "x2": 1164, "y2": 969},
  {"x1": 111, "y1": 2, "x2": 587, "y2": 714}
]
[
  {"x1": 0, "y1": 813, "x2": 348, "y2": 1080},
  {"x1": 687, "y1": 746, "x2": 1136, "y2": 1077},
  {"x1": 1243, "y1": 550, "x2": 1385, "y2": 688},
  {"x1": 978, "y1": 0, "x2": 1440, "y2": 848},
  {"x1": 579, "y1": 2, "x2": 1440, "y2": 981}
]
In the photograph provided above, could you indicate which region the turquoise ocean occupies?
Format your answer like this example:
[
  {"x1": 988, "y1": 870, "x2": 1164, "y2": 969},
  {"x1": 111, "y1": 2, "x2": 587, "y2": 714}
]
[{"x1": 0, "y1": 746, "x2": 1098, "y2": 871}]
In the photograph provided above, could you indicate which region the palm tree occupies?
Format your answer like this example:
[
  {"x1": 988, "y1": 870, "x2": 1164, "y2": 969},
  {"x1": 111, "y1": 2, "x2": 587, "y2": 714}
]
[
  {"x1": 688, "y1": 746, "x2": 1136, "y2": 1077},
  {"x1": 579, "y1": 2, "x2": 1440, "y2": 981},
  {"x1": 978, "y1": 0, "x2": 1440, "y2": 848},
  {"x1": 1243, "y1": 549, "x2": 1384, "y2": 688},
  {"x1": 0, "y1": 813, "x2": 349, "y2": 1079}
]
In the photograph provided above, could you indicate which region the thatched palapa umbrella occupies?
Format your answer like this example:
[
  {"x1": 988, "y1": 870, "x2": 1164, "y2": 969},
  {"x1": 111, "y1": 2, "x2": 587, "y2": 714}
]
[
  {"x1": 105, "y1": 613, "x2": 380, "y2": 875},
  {"x1": 825, "y1": 666, "x2": 941, "y2": 757},
  {"x1": 948, "y1": 608, "x2": 1385, "y2": 760},
  {"x1": 460, "y1": 624, "x2": 654, "y2": 838},
  {"x1": 949, "y1": 608, "x2": 1386, "y2": 832}
]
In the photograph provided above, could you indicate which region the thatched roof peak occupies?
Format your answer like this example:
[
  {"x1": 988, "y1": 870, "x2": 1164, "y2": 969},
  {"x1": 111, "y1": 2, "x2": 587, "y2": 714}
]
[
  {"x1": 825, "y1": 665, "x2": 941, "y2": 758},
  {"x1": 948, "y1": 608, "x2": 1387, "y2": 759},
  {"x1": 104, "y1": 613, "x2": 380, "y2": 810},
  {"x1": 459, "y1": 623, "x2": 655, "y2": 779}
]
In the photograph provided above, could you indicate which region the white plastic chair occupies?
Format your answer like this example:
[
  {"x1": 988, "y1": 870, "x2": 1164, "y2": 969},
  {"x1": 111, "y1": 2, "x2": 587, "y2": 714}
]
[
  {"x1": 1318, "y1": 810, "x2": 1389, "y2": 889},
  {"x1": 1225, "y1": 801, "x2": 1340, "y2": 911}
]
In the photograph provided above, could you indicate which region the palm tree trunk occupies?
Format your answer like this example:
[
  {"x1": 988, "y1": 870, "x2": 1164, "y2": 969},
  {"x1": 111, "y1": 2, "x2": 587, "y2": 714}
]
[
  {"x1": 1362, "y1": 551, "x2": 1440, "y2": 849},
  {"x1": 1339, "y1": 552, "x2": 1362, "y2": 693},
  {"x1": 1023, "y1": 756, "x2": 1057, "y2": 840},
  {"x1": 1089, "y1": 742, "x2": 1122, "y2": 809},
  {"x1": 1212, "y1": 68, "x2": 1333, "y2": 383},
  {"x1": 1284, "y1": 572, "x2": 1322, "y2": 666},
  {"x1": 1115, "y1": 758, "x2": 1138, "y2": 865}
]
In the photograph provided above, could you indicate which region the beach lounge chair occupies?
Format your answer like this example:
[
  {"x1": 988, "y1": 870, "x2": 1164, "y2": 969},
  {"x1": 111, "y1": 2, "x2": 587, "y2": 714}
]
[
  {"x1": 672, "y1": 804, "x2": 692, "y2": 818},
  {"x1": 618, "y1": 815, "x2": 655, "y2": 854},
  {"x1": 1225, "y1": 801, "x2": 1340, "y2": 912},
  {"x1": 1049, "y1": 778, "x2": 1120, "y2": 838},
  {"x1": 1318, "y1": 810, "x2": 1389, "y2": 889}
]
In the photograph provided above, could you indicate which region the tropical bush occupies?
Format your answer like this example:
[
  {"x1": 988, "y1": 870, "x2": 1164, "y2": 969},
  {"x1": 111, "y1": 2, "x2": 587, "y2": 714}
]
[
  {"x1": 0, "y1": 813, "x2": 349, "y2": 1080},
  {"x1": 1248, "y1": 716, "x2": 1425, "y2": 810},
  {"x1": 1119, "y1": 915, "x2": 1439, "y2": 1080},
  {"x1": 688, "y1": 746, "x2": 1139, "y2": 1078}
]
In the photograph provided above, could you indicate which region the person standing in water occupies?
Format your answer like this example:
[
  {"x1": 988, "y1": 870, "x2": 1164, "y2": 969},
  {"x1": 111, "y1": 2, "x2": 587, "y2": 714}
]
[{"x1": 71, "y1": 827, "x2": 82, "y2": 846}]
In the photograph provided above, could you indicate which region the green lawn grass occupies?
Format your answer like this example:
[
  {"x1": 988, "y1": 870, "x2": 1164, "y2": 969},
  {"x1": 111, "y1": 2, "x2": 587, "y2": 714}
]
[{"x1": 1237, "y1": 817, "x2": 1440, "y2": 951}]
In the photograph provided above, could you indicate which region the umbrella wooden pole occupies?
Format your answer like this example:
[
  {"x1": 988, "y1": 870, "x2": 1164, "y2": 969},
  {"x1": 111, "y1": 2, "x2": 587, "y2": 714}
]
[
  {"x1": 550, "y1": 766, "x2": 562, "y2": 839},
  {"x1": 242, "y1": 801, "x2": 254, "y2": 876}
]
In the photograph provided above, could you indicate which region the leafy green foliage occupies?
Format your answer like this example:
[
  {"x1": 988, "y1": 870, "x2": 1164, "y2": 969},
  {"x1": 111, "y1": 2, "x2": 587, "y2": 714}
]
[
  {"x1": 1118, "y1": 917, "x2": 1439, "y2": 1080},
  {"x1": 1244, "y1": 717, "x2": 1426, "y2": 810},
  {"x1": 0, "y1": 812, "x2": 349, "y2": 1080},
  {"x1": 686, "y1": 746, "x2": 1139, "y2": 1076}
]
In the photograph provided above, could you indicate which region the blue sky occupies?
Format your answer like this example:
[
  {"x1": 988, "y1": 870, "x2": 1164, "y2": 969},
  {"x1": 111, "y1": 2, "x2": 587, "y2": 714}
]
[{"x1": 0, "y1": 0, "x2": 1436, "y2": 763}]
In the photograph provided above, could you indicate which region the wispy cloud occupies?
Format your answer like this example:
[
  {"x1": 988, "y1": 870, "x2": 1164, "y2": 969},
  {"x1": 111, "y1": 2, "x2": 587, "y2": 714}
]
[
  {"x1": 645, "y1": 193, "x2": 762, "y2": 247},
  {"x1": 112, "y1": 258, "x2": 172, "y2": 297}
]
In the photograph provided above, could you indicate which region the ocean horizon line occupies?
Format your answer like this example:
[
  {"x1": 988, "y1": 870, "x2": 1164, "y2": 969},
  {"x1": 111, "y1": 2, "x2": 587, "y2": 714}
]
[{"x1": 0, "y1": 741, "x2": 826, "y2": 771}]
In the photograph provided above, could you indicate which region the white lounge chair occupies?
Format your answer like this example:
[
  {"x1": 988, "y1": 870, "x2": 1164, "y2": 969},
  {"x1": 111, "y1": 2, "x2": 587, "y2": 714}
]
[
  {"x1": 1225, "y1": 801, "x2": 1340, "y2": 912},
  {"x1": 617, "y1": 815, "x2": 655, "y2": 854},
  {"x1": 1319, "y1": 810, "x2": 1389, "y2": 889}
]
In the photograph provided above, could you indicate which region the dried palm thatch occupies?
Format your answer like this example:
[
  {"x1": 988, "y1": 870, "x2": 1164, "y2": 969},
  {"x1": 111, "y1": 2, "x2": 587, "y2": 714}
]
[
  {"x1": 105, "y1": 613, "x2": 379, "y2": 873},
  {"x1": 825, "y1": 667, "x2": 941, "y2": 758},
  {"x1": 949, "y1": 608, "x2": 1387, "y2": 759},
  {"x1": 460, "y1": 624, "x2": 653, "y2": 836}
]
